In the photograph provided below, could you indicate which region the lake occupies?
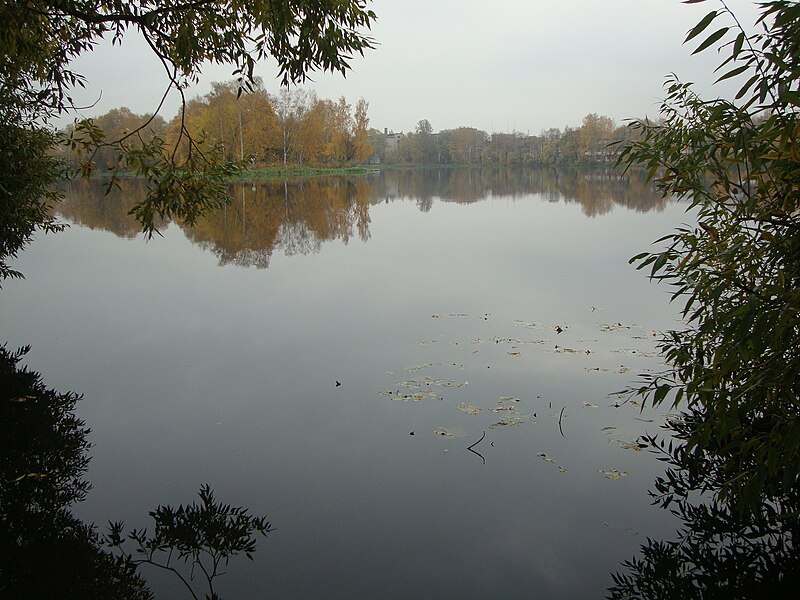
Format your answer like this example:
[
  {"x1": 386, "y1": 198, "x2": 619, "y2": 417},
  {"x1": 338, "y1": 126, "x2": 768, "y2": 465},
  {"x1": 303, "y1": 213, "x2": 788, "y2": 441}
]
[{"x1": 1, "y1": 167, "x2": 689, "y2": 599}]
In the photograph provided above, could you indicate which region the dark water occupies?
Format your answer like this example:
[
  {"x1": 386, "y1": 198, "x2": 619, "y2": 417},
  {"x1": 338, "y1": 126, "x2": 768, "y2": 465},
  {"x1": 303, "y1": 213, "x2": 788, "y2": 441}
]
[{"x1": 1, "y1": 167, "x2": 688, "y2": 598}]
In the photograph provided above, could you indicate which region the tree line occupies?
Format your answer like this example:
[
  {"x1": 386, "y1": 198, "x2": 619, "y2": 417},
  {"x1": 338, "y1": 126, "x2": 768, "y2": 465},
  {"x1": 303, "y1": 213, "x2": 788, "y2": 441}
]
[
  {"x1": 69, "y1": 88, "x2": 636, "y2": 173},
  {"x1": 370, "y1": 113, "x2": 634, "y2": 166}
]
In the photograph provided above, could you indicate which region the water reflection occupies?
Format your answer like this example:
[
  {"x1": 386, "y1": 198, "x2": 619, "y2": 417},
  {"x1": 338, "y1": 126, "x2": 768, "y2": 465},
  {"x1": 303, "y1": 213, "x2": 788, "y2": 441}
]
[
  {"x1": 0, "y1": 344, "x2": 151, "y2": 599},
  {"x1": 59, "y1": 167, "x2": 667, "y2": 269},
  {"x1": 0, "y1": 344, "x2": 272, "y2": 599},
  {"x1": 608, "y1": 405, "x2": 800, "y2": 599}
]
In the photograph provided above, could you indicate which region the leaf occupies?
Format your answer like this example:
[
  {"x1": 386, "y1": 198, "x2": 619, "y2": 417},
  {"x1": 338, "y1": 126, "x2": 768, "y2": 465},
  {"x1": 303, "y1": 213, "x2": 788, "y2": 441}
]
[
  {"x1": 692, "y1": 27, "x2": 729, "y2": 55},
  {"x1": 714, "y1": 64, "x2": 750, "y2": 84},
  {"x1": 685, "y1": 10, "x2": 719, "y2": 43}
]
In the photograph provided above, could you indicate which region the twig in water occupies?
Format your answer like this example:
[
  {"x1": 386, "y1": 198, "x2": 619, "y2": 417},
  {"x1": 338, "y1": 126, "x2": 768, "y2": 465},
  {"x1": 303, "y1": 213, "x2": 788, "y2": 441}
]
[
  {"x1": 467, "y1": 430, "x2": 487, "y2": 464},
  {"x1": 558, "y1": 407, "x2": 566, "y2": 437}
]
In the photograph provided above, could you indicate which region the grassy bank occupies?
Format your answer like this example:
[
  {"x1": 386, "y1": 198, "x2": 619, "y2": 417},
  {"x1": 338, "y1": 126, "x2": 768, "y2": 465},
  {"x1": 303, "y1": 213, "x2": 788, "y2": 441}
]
[{"x1": 238, "y1": 165, "x2": 377, "y2": 179}]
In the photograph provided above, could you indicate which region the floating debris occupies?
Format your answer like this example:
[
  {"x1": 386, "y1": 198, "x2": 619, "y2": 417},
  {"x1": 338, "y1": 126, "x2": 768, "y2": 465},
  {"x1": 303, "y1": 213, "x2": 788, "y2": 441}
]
[
  {"x1": 489, "y1": 417, "x2": 524, "y2": 428},
  {"x1": 513, "y1": 319, "x2": 539, "y2": 329},
  {"x1": 552, "y1": 346, "x2": 592, "y2": 355},
  {"x1": 490, "y1": 398, "x2": 518, "y2": 412},
  {"x1": 599, "y1": 469, "x2": 629, "y2": 480},
  {"x1": 619, "y1": 440, "x2": 647, "y2": 452},
  {"x1": 558, "y1": 466, "x2": 568, "y2": 473},
  {"x1": 537, "y1": 453, "x2": 555, "y2": 463},
  {"x1": 498, "y1": 396, "x2": 520, "y2": 403},
  {"x1": 600, "y1": 323, "x2": 633, "y2": 332},
  {"x1": 433, "y1": 426, "x2": 467, "y2": 438},
  {"x1": 457, "y1": 402, "x2": 481, "y2": 416},
  {"x1": 405, "y1": 363, "x2": 440, "y2": 373},
  {"x1": 611, "y1": 348, "x2": 657, "y2": 358},
  {"x1": 417, "y1": 339, "x2": 438, "y2": 345},
  {"x1": 14, "y1": 472, "x2": 47, "y2": 482},
  {"x1": 586, "y1": 367, "x2": 609, "y2": 373},
  {"x1": 582, "y1": 401, "x2": 599, "y2": 408},
  {"x1": 398, "y1": 376, "x2": 467, "y2": 389},
  {"x1": 472, "y1": 337, "x2": 546, "y2": 345},
  {"x1": 508, "y1": 351, "x2": 521, "y2": 357},
  {"x1": 378, "y1": 390, "x2": 442, "y2": 402}
]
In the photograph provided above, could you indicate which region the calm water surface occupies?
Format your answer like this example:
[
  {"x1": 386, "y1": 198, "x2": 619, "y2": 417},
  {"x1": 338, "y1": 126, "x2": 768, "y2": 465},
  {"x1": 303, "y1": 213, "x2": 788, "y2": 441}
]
[{"x1": 2, "y1": 168, "x2": 688, "y2": 599}]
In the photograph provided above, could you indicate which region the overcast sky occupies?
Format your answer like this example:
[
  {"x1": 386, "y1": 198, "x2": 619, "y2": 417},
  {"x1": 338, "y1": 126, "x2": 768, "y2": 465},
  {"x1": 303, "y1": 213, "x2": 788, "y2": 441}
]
[{"x1": 67, "y1": 0, "x2": 762, "y2": 135}]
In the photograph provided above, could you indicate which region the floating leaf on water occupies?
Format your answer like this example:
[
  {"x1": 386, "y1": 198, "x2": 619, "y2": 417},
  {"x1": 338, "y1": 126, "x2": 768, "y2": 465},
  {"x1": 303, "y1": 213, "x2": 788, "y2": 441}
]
[
  {"x1": 553, "y1": 346, "x2": 591, "y2": 355},
  {"x1": 611, "y1": 348, "x2": 656, "y2": 357},
  {"x1": 599, "y1": 469, "x2": 629, "y2": 480},
  {"x1": 405, "y1": 363, "x2": 439, "y2": 373},
  {"x1": 619, "y1": 441, "x2": 646, "y2": 452},
  {"x1": 583, "y1": 401, "x2": 599, "y2": 408},
  {"x1": 537, "y1": 453, "x2": 555, "y2": 463},
  {"x1": 398, "y1": 377, "x2": 467, "y2": 389},
  {"x1": 601, "y1": 426, "x2": 618, "y2": 432},
  {"x1": 433, "y1": 426, "x2": 467, "y2": 438},
  {"x1": 586, "y1": 367, "x2": 608, "y2": 373},
  {"x1": 558, "y1": 466, "x2": 568, "y2": 473},
  {"x1": 448, "y1": 313, "x2": 469, "y2": 318},
  {"x1": 378, "y1": 389, "x2": 442, "y2": 402},
  {"x1": 508, "y1": 351, "x2": 521, "y2": 357},
  {"x1": 665, "y1": 414, "x2": 685, "y2": 426},
  {"x1": 634, "y1": 417, "x2": 655, "y2": 423},
  {"x1": 457, "y1": 402, "x2": 481, "y2": 416},
  {"x1": 417, "y1": 339, "x2": 438, "y2": 345},
  {"x1": 14, "y1": 472, "x2": 48, "y2": 481},
  {"x1": 432, "y1": 314, "x2": 440, "y2": 318},
  {"x1": 498, "y1": 396, "x2": 520, "y2": 402},
  {"x1": 489, "y1": 417, "x2": 523, "y2": 428},
  {"x1": 600, "y1": 323, "x2": 632, "y2": 332},
  {"x1": 9, "y1": 396, "x2": 33, "y2": 403},
  {"x1": 513, "y1": 319, "x2": 539, "y2": 329}
]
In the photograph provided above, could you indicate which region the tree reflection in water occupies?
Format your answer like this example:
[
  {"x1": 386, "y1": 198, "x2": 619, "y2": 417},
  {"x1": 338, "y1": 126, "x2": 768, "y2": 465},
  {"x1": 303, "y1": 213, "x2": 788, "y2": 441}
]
[
  {"x1": 608, "y1": 404, "x2": 800, "y2": 599},
  {"x1": 0, "y1": 345, "x2": 272, "y2": 599},
  {"x1": 58, "y1": 167, "x2": 667, "y2": 271},
  {"x1": 0, "y1": 344, "x2": 151, "y2": 599}
]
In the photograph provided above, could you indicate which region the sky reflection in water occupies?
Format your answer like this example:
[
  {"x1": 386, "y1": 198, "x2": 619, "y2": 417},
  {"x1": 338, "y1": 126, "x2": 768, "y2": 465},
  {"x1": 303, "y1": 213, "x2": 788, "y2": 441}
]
[{"x1": 1, "y1": 168, "x2": 690, "y2": 599}]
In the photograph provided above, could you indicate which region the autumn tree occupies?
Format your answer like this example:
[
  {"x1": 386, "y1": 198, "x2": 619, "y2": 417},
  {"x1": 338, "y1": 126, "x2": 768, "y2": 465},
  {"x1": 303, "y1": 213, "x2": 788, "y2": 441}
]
[
  {"x1": 578, "y1": 113, "x2": 616, "y2": 160},
  {"x1": 352, "y1": 98, "x2": 372, "y2": 163},
  {"x1": 0, "y1": 0, "x2": 377, "y2": 250}
]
